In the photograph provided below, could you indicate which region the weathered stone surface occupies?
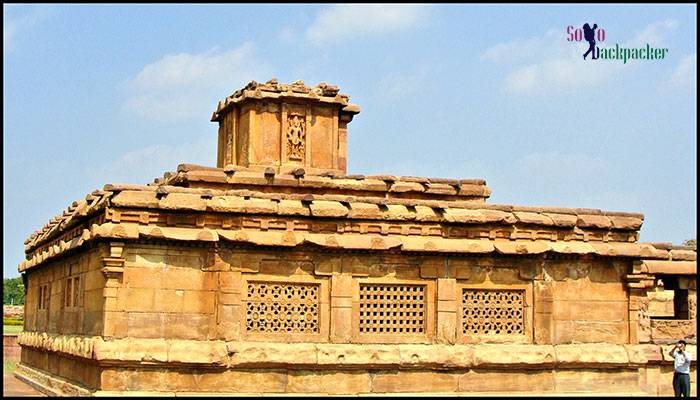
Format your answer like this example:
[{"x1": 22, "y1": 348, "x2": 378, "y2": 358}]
[
  {"x1": 472, "y1": 344, "x2": 555, "y2": 367},
  {"x1": 371, "y1": 371, "x2": 459, "y2": 393},
  {"x1": 555, "y1": 344, "x2": 629, "y2": 366},
  {"x1": 390, "y1": 181, "x2": 424, "y2": 193},
  {"x1": 670, "y1": 249, "x2": 697, "y2": 261},
  {"x1": 458, "y1": 370, "x2": 554, "y2": 392},
  {"x1": 643, "y1": 260, "x2": 696, "y2": 274},
  {"x1": 651, "y1": 319, "x2": 697, "y2": 342},
  {"x1": 159, "y1": 193, "x2": 207, "y2": 211},
  {"x1": 514, "y1": 211, "x2": 554, "y2": 226},
  {"x1": 309, "y1": 200, "x2": 348, "y2": 217},
  {"x1": 608, "y1": 215, "x2": 644, "y2": 230},
  {"x1": 348, "y1": 202, "x2": 381, "y2": 219},
  {"x1": 112, "y1": 191, "x2": 159, "y2": 208},
  {"x1": 577, "y1": 214, "x2": 612, "y2": 229},
  {"x1": 287, "y1": 371, "x2": 370, "y2": 394}
]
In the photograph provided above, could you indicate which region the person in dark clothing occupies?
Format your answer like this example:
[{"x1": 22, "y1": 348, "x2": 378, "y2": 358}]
[{"x1": 582, "y1": 23, "x2": 598, "y2": 60}]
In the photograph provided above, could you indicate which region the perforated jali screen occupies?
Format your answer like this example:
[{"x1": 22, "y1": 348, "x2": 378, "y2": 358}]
[
  {"x1": 461, "y1": 289, "x2": 524, "y2": 335},
  {"x1": 245, "y1": 281, "x2": 320, "y2": 334},
  {"x1": 359, "y1": 283, "x2": 426, "y2": 334}
]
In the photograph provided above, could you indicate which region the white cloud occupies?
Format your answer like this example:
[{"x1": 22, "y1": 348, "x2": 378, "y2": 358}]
[
  {"x1": 375, "y1": 65, "x2": 431, "y2": 103},
  {"x1": 626, "y1": 19, "x2": 678, "y2": 48},
  {"x1": 660, "y1": 53, "x2": 697, "y2": 94},
  {"x1": 122, "y1": 42, "x2": 271, "y2": 122},
  {"x1": 90, "y1": 137, "x2": 215, "y2": 185},
  {"x1": 3, "y1": 5, "x2": 53, "y2": 53},
  {"x1": 483, "y1": 19, "x2": 679, "y2": 96},
  {"x1": 305, "y1": 4, "x2": 428, "y2": 46}
]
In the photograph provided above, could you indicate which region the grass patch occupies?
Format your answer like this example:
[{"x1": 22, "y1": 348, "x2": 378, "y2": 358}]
[
  {"x1": 4, "y1": 360, "x2": 17, "y2": 373},
  {"x1": 3, "y1": 324, "x2": 23, "y2": 334},
  {"x1": 4, "y1": 317, "x2": 24, "y2": 326}
]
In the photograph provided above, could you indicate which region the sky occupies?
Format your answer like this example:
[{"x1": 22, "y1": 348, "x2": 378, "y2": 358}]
[{"x1": 3, "y1": 4, "x2": 697, "y2": 278}]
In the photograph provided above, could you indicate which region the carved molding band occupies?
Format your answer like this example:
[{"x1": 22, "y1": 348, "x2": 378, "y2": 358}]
[{"x1": 18, "y1": 331, "x2": 96, "y2": 359}]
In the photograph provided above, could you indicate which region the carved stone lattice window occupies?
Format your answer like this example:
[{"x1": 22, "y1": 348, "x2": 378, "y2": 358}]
[
  {"x1": 359, "y1": 284, "x2": 426, "y2": 334},
  {"x1": 462, "y1": 289, "x2": 524, "y2": 335},
  {"x1": 245, "y1": 281, "x2": 319, "y2": 334}
]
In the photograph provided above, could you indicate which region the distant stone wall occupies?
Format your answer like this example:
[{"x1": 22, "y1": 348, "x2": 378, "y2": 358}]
[
  {"x1": 4, "y1": 334, "x2": 20, "y2": 361},
  {"x1": 4, "y1": 305, "x2": 24, "y2": 318}
]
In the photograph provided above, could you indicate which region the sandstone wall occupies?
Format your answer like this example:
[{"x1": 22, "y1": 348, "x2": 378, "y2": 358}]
[
  {"x1": 103, "y1": 244, "x2": 635, "y2": 346},
  {"x1": 23, "y1": 246, "x2": 106, "y2": 337}
]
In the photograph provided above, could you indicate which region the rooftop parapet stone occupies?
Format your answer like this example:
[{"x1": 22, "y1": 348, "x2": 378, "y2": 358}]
[{"x1": 211, "y1": 79, "x2": 359, "y2": 122}]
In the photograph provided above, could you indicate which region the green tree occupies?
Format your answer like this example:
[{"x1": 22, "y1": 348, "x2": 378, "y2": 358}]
[
  {"x1": 683, "y1": 239, "x2": 696, "y2": 249},
  {"x1": 3, "y1": 277, "x2": 25, "y2": 305}
]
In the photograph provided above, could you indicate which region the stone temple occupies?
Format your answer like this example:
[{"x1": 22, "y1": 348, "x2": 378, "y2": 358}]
[{"x1": 15, "y1": 79, "x2": 696, "y2": 396}]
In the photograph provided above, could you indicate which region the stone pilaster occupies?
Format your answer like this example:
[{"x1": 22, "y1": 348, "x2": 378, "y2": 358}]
[
  {"x1": 533, "y1": 280, "x2": 554, "y2": 344},
  {"x1": 436, "y1": 278, "x2": 457, "y2": 344},
  {"x1": 330, "y1": 273, "x2": 353, "y2": 343},
  {"x1": 625, "y1": 266, "x2": 656, "y2": 344},
  {"x1": 101, "y1": 242, "x2": 126, "y2": 338}
]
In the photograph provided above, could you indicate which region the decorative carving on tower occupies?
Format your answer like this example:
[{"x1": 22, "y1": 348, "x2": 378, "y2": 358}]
[{"x1": 286, "y1": 113, "x2": 306, "y2": 162}]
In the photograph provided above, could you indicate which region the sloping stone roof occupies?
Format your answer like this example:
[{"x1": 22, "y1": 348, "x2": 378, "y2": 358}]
[{"x1": 20, "y1": 162, "x2": 674, "y2": 274}]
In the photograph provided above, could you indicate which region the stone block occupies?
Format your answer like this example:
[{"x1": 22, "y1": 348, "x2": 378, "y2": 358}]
[
  {"x1": 371, "y1": 371, "x2": 459, "y2": 393},
  {"x1": 164, "y1": 314, "x2": 214, "y2": 340},
  {"x1": 159, "y1": 193, "x2": 207, "y2": 211},
  {"x1": 552, "y1": 280, "x2": 628, "y2": 302},
  {"x1": 277, "y1": 199, "x2": 309, "y2": 216},
  {"x1": 458, "y1": 370, "x2": 554, "y2": 392},
  {"x1": 608, "y1": 215, "x2": 643, "y2": 230},
  {"x1": 576, "y1": 214, "x2": 612, "y2": 229},
  {"x1": 330, "y1": 307, "x2": 353, "y2": 343},
  {"x1": 553, "y1": 369, "x2": 640, "y2": 393},
  {"x1": 553, "y1": 300, "x2": 629, "y2": 322},
  {"x1": 348, "y1": 202, "x2": 381, "y2": 219},
  {"x1": 127, "y1": 312, "x2": 165, "y2": 338},
  {"x1": 472, "y1": 344, "x2": 555, "y2": 367},
  {"x1": 197, "y1": 370, "x2": 287, "y2": 393},
  {"x1": 317, "y1": 344, "x2": 401, "y2": 366},
  {"x1": 123, "y1": 266, "x2": 163, "y2": 289},
  {"x1": 309, "y1": 200, "x2": 348, "y2": 217},
  {"x1": 384, "y1": 204, "x2": 413, "y2": 220},
  {"x1": 208, "y1": 195, "x2": 246, "y2": 212},
  {"x1": 168, "y1": 340, "x2": 226, "y2": 364},
  {"x1": 161, "y1": 267, "x2": 215, "y2": 291},
  {"x1": 554, "y1": 321, "x2": 628, "y2": 344},
  {"x1": 555, "y1": 344, "x2": 629, "y2": 366},
  {"x1": 397, "y1": 344, "x2": 471, "y2": 367},
  {"x1": 542, "y1": 213, "x2": 578, "y2": 227},
  {"x1": 390, "y1": 182, "x2": 424, "y2": 193},
  {"x1": 287, "y1": 370, "x2": 370, "y2": 394},
  {"x1": 182, "y1": 290, "x2": 215, "y2": 314},
  {"x1": 226, "y1": 342, "x2": 317, "y2": 366},
  {"x1": 124, "y1": 288, "x2": 156, "y2": 312},
  {"x1": 111, "y1": 190, "x2": 159, "y2": 208},
  {"x1": 513, "y1": 212, "x2": 554, "y2": 226}
]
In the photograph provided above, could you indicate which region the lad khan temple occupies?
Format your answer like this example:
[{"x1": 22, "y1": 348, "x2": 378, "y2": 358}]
[{"x1": 14, "y1": 80, "x2": 696, "y2": 396}]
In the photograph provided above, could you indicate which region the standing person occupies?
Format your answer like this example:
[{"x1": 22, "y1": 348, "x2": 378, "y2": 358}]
[
  {"x1": 582, "y1": 23, "x2": 598, "y2": 60},
  {"x1": 668, "y1": 340, "x2": 692, "y2": 397}
]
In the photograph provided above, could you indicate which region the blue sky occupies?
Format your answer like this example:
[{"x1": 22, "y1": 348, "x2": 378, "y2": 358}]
[{"x1": 3, "y1": 4, "x2": 696, "y2": 278}]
